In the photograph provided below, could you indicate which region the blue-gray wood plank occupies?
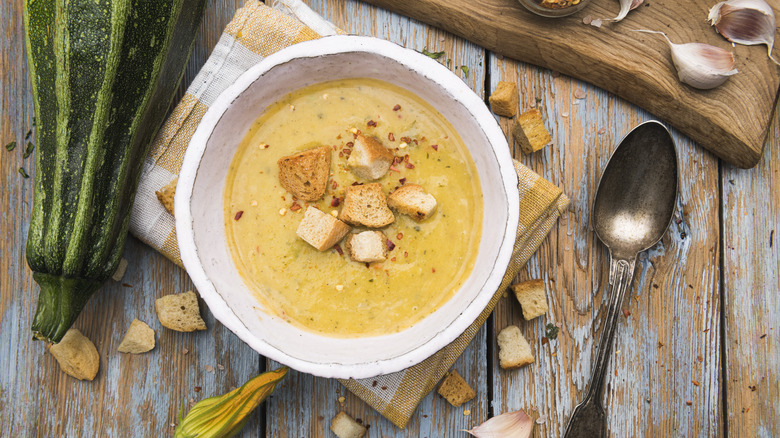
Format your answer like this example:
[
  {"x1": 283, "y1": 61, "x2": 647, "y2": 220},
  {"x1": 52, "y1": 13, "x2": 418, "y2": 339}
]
[{"x1": 2, "y1": 0, "x2": 778, "y2": 437}]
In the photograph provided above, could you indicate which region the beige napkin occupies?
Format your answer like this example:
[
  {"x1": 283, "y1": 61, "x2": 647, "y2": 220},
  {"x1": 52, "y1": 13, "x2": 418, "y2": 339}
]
[{"x1": 128, "y1": 0, "x2": 570, "y2": 428}]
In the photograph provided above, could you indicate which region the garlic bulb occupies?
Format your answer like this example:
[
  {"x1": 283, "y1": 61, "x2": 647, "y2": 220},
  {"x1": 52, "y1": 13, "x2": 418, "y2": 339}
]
[
  {"x1": 708, "y1": 0, "x2": 780, "y2": 66},
  {"x1": 637, "y1": 30, "x2": 738, "y2": 89},
  {"x1": 605, "y1": 0, "x2": 644, "y2": 22},
  {"x1": 465, "y1": 409, "x2": 534, "y2": 438}
]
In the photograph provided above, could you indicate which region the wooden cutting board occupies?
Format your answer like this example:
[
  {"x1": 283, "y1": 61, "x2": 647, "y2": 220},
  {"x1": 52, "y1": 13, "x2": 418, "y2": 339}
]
[{"x1": 362, "y1": 0, "x2": 780, "y2": 168}]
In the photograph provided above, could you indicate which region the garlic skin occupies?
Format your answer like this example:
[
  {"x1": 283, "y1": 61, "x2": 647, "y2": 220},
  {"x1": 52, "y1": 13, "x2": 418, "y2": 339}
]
[
  {"x1": 465, "y1": 409, "x2": 534, "y2": 438},
  {"x1": 638, "y1": 30, "x2": 739, "y2": 89},
  {"x1": 708, "y1": 0, "x2": 779, "y2": 66},
  {"x1": 605, "y1": 0, "x2": 644, "y2": 23}
]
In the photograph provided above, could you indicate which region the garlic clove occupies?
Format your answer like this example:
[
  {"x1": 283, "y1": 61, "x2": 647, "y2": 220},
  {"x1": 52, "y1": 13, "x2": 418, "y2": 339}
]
[
  {"x1": 638, "y1": 30, "x2": 738, "y2": 89},
  {"x1": 465, "y1": 409, "x2": 534, "y2": 438},
  {"x1": 604, "y1": 0, "x2": 644, "y2": 23},
  {"x1": 708, "y1": 0, "x2": 779, "y2": 66}
]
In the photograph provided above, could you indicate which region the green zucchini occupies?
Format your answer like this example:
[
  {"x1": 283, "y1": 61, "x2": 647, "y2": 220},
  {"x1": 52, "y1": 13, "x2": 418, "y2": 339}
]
[{"x1": 24, "y1": 0, "x2": 207, "y2": 343}]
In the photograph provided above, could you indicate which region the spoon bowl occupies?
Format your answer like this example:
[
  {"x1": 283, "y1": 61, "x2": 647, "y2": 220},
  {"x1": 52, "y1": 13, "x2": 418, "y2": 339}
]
[{"x1": 564, "y1": 120, "x2": 678, "y2": 437}]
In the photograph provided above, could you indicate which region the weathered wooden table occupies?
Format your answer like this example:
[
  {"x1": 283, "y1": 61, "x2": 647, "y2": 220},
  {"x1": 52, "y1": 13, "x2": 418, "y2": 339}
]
[{"x1": 2, "y1": 0, "x2": 778, "y2": 436}]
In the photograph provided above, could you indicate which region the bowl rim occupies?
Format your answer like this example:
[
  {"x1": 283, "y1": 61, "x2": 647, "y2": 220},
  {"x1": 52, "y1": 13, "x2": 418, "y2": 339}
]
[{"x1": 176, "y1": 35, "x2": 520, "y2": 379}]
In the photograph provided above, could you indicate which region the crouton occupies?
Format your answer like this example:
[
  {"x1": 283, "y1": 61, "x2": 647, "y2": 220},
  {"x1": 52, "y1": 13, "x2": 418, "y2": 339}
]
[
  {"x1": 117, "y1": 319, "x2": 156, "y2": 354},
  {"x1": 155, "y1": 177, "x2": 178, "y2": 216},
  {"x1": 512, "y1": 109, "x2": 552, "y2": 154},
  {"x1": 488, "y1": 81, "x2": 519, "y2": 117},
  {"x1": 155, "y1": 291, "x2": 207, "y2": 332},
  {"x1": 338, "y1": 183, "x2": 394, "y2": 228},
  {"x1": 296, "y1": 206, "x2": 351, "y2": 251},
  {"x1": 437, "y1": 370, "x2": 476, "y2": 407},
  {"x1": 387, "y1": 184, "x2": 437, "y2": 221},
  {"x1": 330, "y1": 411, "x2": 367, "y2": 438},
  {"x1": 111, "y1": 258, "x2": 129, "y2": 282},
  {"x1": 48, "y1": 328, "x2": 100, "y2": 381},
  {"x1": 497, "y1": 325, "x2": 535, "y2": 369},
  {"x1": 345, "y1": 231, "x2": 387, "y2": 263},
  {"x1": 512, "y1": 279, "x2": 548, "y2": 320},
  {"x1": 348, "y1": 135, "x2": 394, "y2": 180},
  {"x1": 277, "y1": 145, "x2": 332, "y2": 201}
]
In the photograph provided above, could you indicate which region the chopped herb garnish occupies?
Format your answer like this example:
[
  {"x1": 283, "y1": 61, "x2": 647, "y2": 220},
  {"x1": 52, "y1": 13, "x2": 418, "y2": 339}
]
[
  {"x1": 25, "y1": 129, "x2": 32, "y2": 140},
  {"x1": 422, "y1": 48, "x2": 445, "y2": 60},
  {"x1": 18, "y1": 167, "x2": 29, "y2": 178},
  {"x1": 545, "y1": 323, "x2": 559, "y2": 340},
  {"x1": 5, "y1": 141, "x2": 16, "y2": 151},
  {"x1": 535, "y1": 97, "x2": 542, "y2": 104},
  {"x1": 24, "y1": 142, "x2": 35, "y2": 159},
  {"x1": 446, "y1": 59, "x2": 452, "y2": 68},
  {"x1": 461, "y1": 65, "x2": 469, "y2": 78}
]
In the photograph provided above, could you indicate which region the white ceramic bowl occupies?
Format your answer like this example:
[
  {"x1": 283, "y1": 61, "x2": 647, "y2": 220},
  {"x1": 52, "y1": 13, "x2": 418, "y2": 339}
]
[{"x1": 176, "y1": 36, "x2": 519, "y2": 379}]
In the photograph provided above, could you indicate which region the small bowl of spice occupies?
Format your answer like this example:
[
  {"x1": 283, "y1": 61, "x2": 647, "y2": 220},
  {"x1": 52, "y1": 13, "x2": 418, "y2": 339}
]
[{"x1": 518, "y1": 0, "x2": 590, "y2": 17}]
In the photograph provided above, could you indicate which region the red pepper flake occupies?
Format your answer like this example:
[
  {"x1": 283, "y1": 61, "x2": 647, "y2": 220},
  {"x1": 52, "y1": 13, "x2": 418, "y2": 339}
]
[
  {"x1": 386, "y1": 240, "x2": 396, "y2": 251},
  {"x1": 541, "y1": 337, "x2": 549, "y2": 345},
  {"x1": 290, "y1": 202, "x2": 302, "y2": 212},
  {"x1": 413, "y1": 139, "x2": 418, "y2": 145},
  {"x1": 391, "y1": 257, "x2": 396, "y2": 262},
  {"x1": 403, "y1": 154, "x2": 410, "y2": 162},
  {"x1": 381, "y1": 386, "x2": 388, "y2": 390},
  {"x1": 692, "y1": 380, "x2": 700, "y2": 386},
  {"x1": 338, "y1": 151, "x2": 344, "y2": 158},
  {"x1": 234, "y1": 211, "x2": 244, "y2": 221},
  {"x1": 342, "y1": 148, "x2": 351, "y2": 156},
  {"x1": 622, "y1": 309, "x2": 631, "y2": 317},
  {"x1": 697, "y1": 355, "x2": 703, "y2": 362},
  {"x1": 367, "y1": 120, "x2": 377, "y2": 127},
  {"x1": 401, "y1": 136, "x2": 412, "y2": 143},
  {"x1": 405, "y1": 163, "x2": 415, "y2": 169},
  {"x1": 686, "y1": 401, "x2": 692, "y2": 406},
  {"x1": 396, "y1": 233, "x2": 403, "y2": 240},
  {"x1": 334, "y1": 244, "x2": 343, "y2": 256},
  {"x1": 372, "y1": 380, "x2": 378, "y2": 387},
  {"x1": 432, "y1": 268, "x2": 436, "y2": 273},
  {"x1": 122, "y1": 283, "x2": 132, "y2": 288},
  {"x1": 393, "y1": 104, "x2": 401, "y2": 111},
  {"x1": 333, "y1": 145, "x2": 338, "y2": 150},
  {"x1": 331, "y1": 180, "x2": 338, "y2": 189},
  {"x1": 431, "y1": 144, "x2": 439, "y2": 151},
  {"x1": 388, "y1": 133, "x2": 395, "y2": 141},
  {"x1": 336, "y1": 134, "x2": 342, "y2": 139},
  {"x1": 389, "y1": 166, "x2": 400, "y2": 173},
  {"x1": 351, "y1": 181, "x2": 362, "y2": 186},
  {"x1": 346, "y1": 141, "x2": 354, "y2": 148},
  {"x1": 194, "y1": 386, "x2": 201, "y2": 393},
  {"x1": 399, "y1": 177, "x2": 407, "y2": 185},
  {"x1": 404, "y1": 251, "x2": 408, "y2": 258},
  {"x1": 331, "y1": 197, "x2": 340, "y2": 207}
]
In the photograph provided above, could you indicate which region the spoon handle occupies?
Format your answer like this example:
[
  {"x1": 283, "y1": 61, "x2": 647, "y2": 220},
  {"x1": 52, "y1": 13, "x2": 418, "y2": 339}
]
[{"x1": 563, "y1": 255, "x2": 636, "y2": 438}]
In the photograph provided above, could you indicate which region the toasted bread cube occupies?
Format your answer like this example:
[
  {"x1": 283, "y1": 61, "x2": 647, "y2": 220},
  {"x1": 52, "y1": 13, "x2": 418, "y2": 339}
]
[
  {"x1": 497, "y1": 325, "x2": 535, "y2": 370},
  {"x1": 488, "y1": 81, "x2": 519, "y2": 117},
  {"x1": 48, "y1": 329, "x2": 100, "y2": 381},
  {"x1": 155, "y1": 177, "x2": 178, "y2": 216},
  {"x1": 277, "y1": 145, "x2": 332, "y2": 201},
  {"x1": 111, "y1": 258, "x2": 129, "y2": 282},
  {"x1": 437, "y1": 370, "x2": 476, "y2": 407},
  {"x1": 330, "y1": 411, "x2": 367, "y2": 438},
  {"x1": 155, "y1": 291, "x2": 207, "y2": 332},
  {"x1": 387, "y1": 184, "x2": 437, "y2": 221},
  {"x1": 338, "y1": 183, "x2": 394, "y2": 228},
  {"x1": 297, "y1": 206, "x2": 351, "y2": 251},
  {"x1": 117, "y1": 319, "x2": 156, "y2": 354},
  {"x1": 512, "y1": 279, "x2": 548, "y2": 320},
  {"x1": 512, "y1": 109, "x2": 552, "y2": 154},
  {"x1": 345, "y1": 231, "x2": 388, "y2": 263},
  {"x1": 348, "y1": 135, "x2": 394, "y2": 180}
]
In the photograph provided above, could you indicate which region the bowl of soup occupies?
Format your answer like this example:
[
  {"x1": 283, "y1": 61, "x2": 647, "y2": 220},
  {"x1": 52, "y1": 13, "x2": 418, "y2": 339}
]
[{"x1": 176, "y1": 36, "x2": 519, "y2": 379}]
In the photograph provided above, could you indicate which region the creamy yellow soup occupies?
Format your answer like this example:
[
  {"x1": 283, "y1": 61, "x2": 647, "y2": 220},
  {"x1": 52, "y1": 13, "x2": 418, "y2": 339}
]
[{"x1": 224, "y1": 78, "x2": 483, "y2": 337}]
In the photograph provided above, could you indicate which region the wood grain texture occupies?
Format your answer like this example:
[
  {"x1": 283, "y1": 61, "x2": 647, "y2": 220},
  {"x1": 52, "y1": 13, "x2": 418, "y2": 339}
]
[
  {"x1": 264, "y1": 1, "x2": 490, "y2": 436},
  {"x1": 361, "y1": 0, "x2": 780, "y2": 169},
  {"x1": 487, "y1": 55, "x2": 723, "y2": 436},
  {"x1": 1, "y1": 2, "x2": 262, "y2": 437},
  {"x1": 722, "y1": 108, "x2": 780, "y2": 437}
]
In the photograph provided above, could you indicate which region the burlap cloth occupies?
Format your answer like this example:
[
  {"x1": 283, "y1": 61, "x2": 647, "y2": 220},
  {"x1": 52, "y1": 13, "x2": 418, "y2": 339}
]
[{"x1": 129, "y1": 0, "x2": 570, "y2": 428}]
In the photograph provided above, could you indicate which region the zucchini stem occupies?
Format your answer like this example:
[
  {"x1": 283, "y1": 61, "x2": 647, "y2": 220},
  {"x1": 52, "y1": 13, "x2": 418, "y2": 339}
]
[{"x1": 31, "y1": 272, "x2": 102, "y2": 343}]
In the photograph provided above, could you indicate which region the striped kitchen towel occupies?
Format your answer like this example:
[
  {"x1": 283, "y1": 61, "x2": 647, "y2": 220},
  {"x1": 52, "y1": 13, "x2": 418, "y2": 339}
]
[{"x1": 128, "y1": 0, "x2": 569, "y2": 429}]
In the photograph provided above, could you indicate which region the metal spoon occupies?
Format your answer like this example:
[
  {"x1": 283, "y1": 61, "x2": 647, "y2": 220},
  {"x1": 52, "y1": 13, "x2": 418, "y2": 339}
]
[{"x1": 563, "y1": 120, "x2": 678, "y2": 437}]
